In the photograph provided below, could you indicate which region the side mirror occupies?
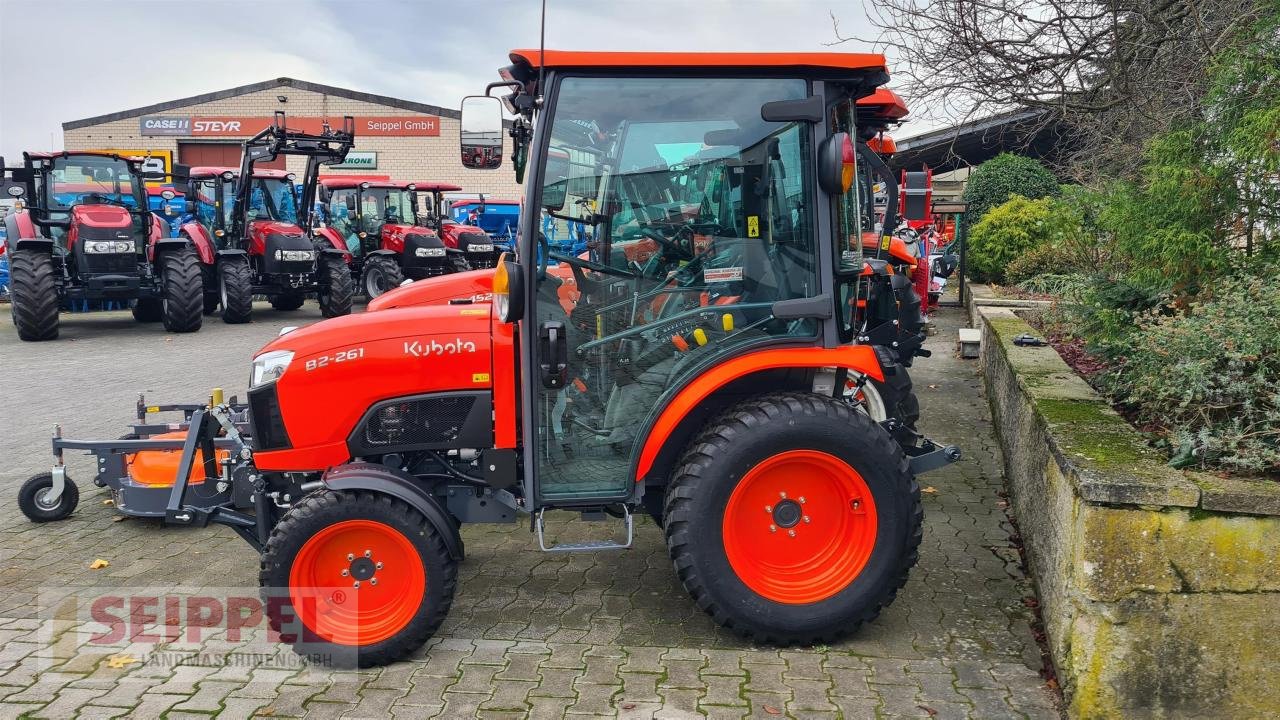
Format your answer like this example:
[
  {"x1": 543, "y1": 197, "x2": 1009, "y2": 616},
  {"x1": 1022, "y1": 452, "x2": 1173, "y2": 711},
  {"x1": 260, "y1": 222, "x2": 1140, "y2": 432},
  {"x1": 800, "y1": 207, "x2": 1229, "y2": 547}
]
[
  {"x1": 344, "y1": 195, "x2": 357, "y2": 213},
  {"x1": 460, "y1": 96, "x2": 504, "y2": 170},
  {"x1": 817, "y1": 133, "x2": 855, "y2": 195},
  {"x1": 900, "y1": 169, "x2": 933, "y2": 221}
]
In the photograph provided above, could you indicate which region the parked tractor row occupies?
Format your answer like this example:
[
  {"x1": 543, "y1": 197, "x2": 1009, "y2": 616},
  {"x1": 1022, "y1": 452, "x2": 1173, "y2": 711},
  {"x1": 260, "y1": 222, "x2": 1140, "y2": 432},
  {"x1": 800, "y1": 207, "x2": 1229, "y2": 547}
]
[
  {"x1": 2, "y1": 114, "x2": 515, "y2": 340},
  {"x1": 19, "y1": 49, "x2": 962, "y2": 669}
]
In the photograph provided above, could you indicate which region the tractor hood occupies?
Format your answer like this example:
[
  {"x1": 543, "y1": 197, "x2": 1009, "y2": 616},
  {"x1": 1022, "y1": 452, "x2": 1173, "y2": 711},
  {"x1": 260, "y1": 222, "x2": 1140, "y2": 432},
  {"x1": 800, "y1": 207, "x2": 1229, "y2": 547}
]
[
  {"x1": 71, "y1": 204, "x2": 133, "y2": 229},
  {"x1": 365, "y1": 268, "x2": 495, "y2": 311}
]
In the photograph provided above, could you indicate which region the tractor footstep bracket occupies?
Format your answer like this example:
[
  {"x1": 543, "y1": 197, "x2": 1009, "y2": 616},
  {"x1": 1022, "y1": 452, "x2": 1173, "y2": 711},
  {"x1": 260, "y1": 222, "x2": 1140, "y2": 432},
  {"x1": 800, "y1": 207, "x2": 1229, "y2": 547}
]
[{"x1": 535, "y1": 506, "x2": 633, "y2": 553}]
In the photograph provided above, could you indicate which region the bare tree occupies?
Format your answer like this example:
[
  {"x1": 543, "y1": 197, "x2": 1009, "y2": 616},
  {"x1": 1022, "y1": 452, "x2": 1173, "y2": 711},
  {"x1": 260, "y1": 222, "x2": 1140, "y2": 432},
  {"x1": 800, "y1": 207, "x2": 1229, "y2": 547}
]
[{"x1": 836, "y1": 0, "x2": 1267, "y2": 177}]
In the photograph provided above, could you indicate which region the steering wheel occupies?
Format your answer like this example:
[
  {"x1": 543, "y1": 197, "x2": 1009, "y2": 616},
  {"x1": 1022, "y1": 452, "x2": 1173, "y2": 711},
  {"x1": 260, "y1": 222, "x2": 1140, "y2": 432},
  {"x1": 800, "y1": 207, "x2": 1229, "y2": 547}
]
[{"x1": 83, "y1": 192, "x2": 128, "y2": 208}]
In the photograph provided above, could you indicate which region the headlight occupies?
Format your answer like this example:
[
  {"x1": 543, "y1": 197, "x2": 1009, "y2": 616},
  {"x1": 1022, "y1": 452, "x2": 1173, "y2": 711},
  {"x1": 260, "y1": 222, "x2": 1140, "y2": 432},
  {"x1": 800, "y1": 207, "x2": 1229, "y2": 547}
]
[
  {"x1": 415, "y1": 247, "x2": 446, "y2": 258},
  {"x1": 250, "y1": 350, "x2": 294, "y2": 388},
  {"x1": 85, "y1": 240, "x2": 134, "y2": 254},
  {"x1": 468, "y1": 243, "x2": 494, "y2": 253},
  {"x1": 274, "y1": 249, "x2": 316, "y2": 262}
]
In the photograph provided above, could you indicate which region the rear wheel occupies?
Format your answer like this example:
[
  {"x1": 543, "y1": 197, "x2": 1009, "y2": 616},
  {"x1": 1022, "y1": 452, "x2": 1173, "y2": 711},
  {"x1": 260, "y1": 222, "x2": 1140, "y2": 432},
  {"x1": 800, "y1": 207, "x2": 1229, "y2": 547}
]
[
  {"x1": 361, "y1": 255, "x2": 404, "y2": 299},
  {"x1": 201, "y1": 264, "x2": 220, "y2": 315},
  {"x1": 270, "y1": 293, "x2": 305, "y2": 311},
  {"x1": 160, "y1": 248, "x2": 203, "y2": 333},
  {"x1": 10, "y1": 249, "x2": 60, "y2": 341},
  {"x1": 131, "y1": 298, "x2": 163, "y2": 323},
  {"x1": 219, "y1": 256, "x2": 253, "y2": 324},
  {"x1": 317, "y1": 254, "x2": 353, "y2": 318},
  {"x1": 844, "y1": 365, "x2": 920, "y2": 445},
  {"x1": 664, "y1": 392, "x2": 920, "y2": 644},
  {"x1": 260, "y1": 490, "x2": 457, "y2": 668},
  {"x1": 18, "y1": 473, "x2": 79, "y2": 523}
]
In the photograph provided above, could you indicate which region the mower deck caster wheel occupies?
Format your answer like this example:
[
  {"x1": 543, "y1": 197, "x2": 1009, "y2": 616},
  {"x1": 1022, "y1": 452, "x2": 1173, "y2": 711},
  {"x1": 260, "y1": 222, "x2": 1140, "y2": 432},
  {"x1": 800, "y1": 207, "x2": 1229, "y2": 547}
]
[{"x1": 19, "y1": 472, "x2": 80, "y2": 523}]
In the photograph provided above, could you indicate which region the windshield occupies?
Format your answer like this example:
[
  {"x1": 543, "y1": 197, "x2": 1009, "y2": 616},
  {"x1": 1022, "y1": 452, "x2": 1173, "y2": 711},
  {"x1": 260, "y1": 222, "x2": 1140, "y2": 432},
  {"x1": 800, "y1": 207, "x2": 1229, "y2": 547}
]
[
  {"x1": 246, "y1": 178, "x2": 298, "y2": 224},
  {"x1": 360, "y1": 188, "x2": 415, "y2": 233},
  {"x1": 45, "y1": 156, "x2": 141, "y2": 210},
  {"x1": 193, "y1": 179, "x2": 233, "y2": 232}
]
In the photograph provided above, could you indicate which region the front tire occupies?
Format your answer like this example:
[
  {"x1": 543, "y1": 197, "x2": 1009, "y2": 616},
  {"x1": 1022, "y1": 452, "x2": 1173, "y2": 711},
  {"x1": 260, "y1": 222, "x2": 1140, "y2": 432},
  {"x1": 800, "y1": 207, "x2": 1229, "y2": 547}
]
[
  {"x1": 361, "y1": 255, "x2": 404, "y2": 299},
  {"x1": 132, "y1": 298, "x2": 163, "y2": 323},
  {"x1": 10, "y1": 249, "x2": 60, "y2": 341},
  {"x1": 664, "y1": 392, "x2": 921, "y2": 644},
  {"x1": 18, "y1": 473, "x2": 79, "y2": 523},
  {"x1": 160, "y1": 248, "x2": 203, "y2": 333},
  {"x1": 219, "y1": 256, "x2": 253, "y2": 324},
  {"x1": 448, "y1": 254, "x2": 470, "y2": 273},
  {"x1": 260, "y1": 490, "x2": 457, "y2": 668},
  {"x1": 317, "y1": 254, "x2": 353, "y2": 318}
]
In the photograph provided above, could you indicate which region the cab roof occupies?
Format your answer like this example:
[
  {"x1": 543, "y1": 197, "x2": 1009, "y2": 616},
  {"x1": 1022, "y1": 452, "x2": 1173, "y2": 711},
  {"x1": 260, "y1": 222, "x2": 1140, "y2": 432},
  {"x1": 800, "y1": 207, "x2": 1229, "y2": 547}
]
[
  {"x1": 509, "y1": 49, "x2": 887, "y2": 74},
  {"x1": 26, "y1": 150, "x2": 144, "y2": 163},
  {"x1": 318, "y1": 179, "x2": 462, "y2": 192},
  {"x1": 857, "y1": 88, "x2": 909, "y2": 120},
  {"x1": 187, "y1": 166, "x2": 294, "y2": 180}
]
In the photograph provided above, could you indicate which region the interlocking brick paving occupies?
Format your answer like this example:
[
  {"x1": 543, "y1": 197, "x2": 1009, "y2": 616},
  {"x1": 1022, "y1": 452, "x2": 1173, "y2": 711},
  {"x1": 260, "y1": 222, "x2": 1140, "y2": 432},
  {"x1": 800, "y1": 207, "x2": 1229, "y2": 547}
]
[{"x1": 0, "y1": 300, "x2": 1059, "y2": 718}]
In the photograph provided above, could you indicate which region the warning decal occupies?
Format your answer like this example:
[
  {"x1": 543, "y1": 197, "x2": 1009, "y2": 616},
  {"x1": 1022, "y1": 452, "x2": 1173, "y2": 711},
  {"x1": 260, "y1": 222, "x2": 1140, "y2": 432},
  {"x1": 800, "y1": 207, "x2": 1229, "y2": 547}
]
[
  {"x1": 747, "y1": 215, "x2": 760, "y2": 238},
  {"x1": 704, "y1": 267, "x2": 744, "y2": 283}
]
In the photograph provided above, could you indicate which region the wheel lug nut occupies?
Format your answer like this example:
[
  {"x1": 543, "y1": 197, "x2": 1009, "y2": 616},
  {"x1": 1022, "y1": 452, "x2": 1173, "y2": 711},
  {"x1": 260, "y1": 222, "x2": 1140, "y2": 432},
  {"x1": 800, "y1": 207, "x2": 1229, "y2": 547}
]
[
  {"x1": 852, "y1": 500, "x2": 861, "y2": 510},
  {"x1": 353, "y1": 581, "x2": 360, "y2": 588},
  {"x1": 787, "y1": 529, "x2": 796, "y2": 537},
  {"x1": 765, "y1": 505, "x2": 773, "y2": 513},
  {"x1": 347, "y1": 553, "x2": 355, "y2": 561},
  {"x1": 370, "y1": 578, "x2": 378, "y2": 586},
  {"x1": 803, "y1": 516, "x2": 811, "y2": 523},
  {"x1": 364, "y1": 550, "x2": 372, "y2": 558},
  {"x1": 798, "y1": 496, "x2": 806, "y2": 504},
  {"x1": 375, "y1": 562, "x2": 383, "y2": 570},
  {"x1": 769, "y1": 524, "x2": 777, "y2": 533},
  {"x1": 779, "y1": 491, "x2": 787, "y2": 499},
  {"x1": 341, "y1": 569, "x2": 349, "y2": 577}
]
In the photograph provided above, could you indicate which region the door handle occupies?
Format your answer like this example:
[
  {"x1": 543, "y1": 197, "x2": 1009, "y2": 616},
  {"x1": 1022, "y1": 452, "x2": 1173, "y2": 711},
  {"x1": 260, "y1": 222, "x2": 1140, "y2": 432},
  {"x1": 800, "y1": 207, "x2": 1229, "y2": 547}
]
[{"x1": 539, "y1": 321, "x2": 568, "y2": 389}]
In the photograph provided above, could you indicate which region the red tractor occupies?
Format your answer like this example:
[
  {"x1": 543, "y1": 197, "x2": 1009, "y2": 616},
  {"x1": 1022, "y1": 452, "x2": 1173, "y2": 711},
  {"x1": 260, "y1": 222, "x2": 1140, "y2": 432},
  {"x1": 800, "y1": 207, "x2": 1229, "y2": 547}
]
[
  {"x1": 422, "y1": 190, "x2": 504, "y2": 270},
  {"x1": 41, "y1": 51, "x2": 958, "y2": 667},
  {"x1": 312, "y1": 179, "x2": 463, "y2": 298},
  {"x1": 2, "y1": 151, "x2": 205, "y2": 340},
  {"x1": 207, "y1": 113, "x2": 356, "y2": 323}
]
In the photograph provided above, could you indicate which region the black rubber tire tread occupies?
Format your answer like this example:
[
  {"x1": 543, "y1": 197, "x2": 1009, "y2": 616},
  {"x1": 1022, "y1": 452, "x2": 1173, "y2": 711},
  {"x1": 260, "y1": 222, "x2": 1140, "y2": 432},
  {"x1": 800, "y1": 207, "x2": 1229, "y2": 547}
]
[
  {"x1": 160, "y1": 247, "x2": 204, "y2": 333},
  {"x1": 270, "y1": 293, "x2": 305, "y2": 311},
  {"x1": 317, "y1": 255, "x2": 354, "y2": 318},
  {"x1": 869, "y1": 363, "x2": 921, "y2": 445},
  {"x1": 361, "y1": 255, "x2": 405, "y2": 299},
  {"x1": 449, "y1": 255, "x2": 470, "y2": 273},
  {"x1": 131, "y1": 298, "x2": 163, "y2": 323},
  {"x1": 18, "y1": 473, "x2": 79, "y2": 522},
  {"x1": 219, "y1": 256, "x2": 254, "y2": 324},
  {"x1": 260, "y1": 489, "x2": 457, "y2": 668},
  {"x1": 10, "y1": 249, "x2": 60, "y2": 341},
  {"x1": 201, "y1": 263, "x2": 220, "y2": 315},
  {"x1": 663, "y1": 391, "x2": 922, "y2": 645}
]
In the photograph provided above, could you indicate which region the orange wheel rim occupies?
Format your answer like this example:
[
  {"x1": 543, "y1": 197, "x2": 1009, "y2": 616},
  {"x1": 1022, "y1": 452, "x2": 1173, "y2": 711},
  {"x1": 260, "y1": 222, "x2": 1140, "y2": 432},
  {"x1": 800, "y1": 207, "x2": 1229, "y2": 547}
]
[
  {"x1": 289, "y1": 519, "x2": 425, "y2": 646},
  {"x1": 722, "y1": 450, "x2": 878, "y2": 604}
]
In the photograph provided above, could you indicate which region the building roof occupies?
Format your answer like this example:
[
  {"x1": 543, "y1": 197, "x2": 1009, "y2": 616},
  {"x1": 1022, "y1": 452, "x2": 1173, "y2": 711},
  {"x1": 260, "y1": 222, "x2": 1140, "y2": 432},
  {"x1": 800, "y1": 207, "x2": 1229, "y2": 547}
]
[
  {"x1": 891, "y1": 108, "x2": 1063, "y2": 172},
  {"x1": 63, "y1": 78, "x2": 461, "y2": 131},
  {"x1": 508, "y1": 49, "x2": 887, "y2": 73}
]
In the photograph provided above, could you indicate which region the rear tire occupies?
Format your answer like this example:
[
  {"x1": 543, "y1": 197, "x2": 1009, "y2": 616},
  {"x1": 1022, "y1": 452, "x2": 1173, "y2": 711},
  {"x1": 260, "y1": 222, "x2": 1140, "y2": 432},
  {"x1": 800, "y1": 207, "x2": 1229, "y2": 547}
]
[
  {"x1": 201, "y1": 264, "x2": 220, "y2": 315},
  {"x1": 317, "y1": 254, "x2": 353, "y2": 318},
  {"x1": 270, "y1": 293, "x2": 305, "y2": 311},
  {"x1": 260, "y1": 489, "x2": 457, "y2": 668},
  {"x1": 845, "y1": 364, "x2": 920, "y2": 446},
  {"x1": 219, "y1": 256, "x2": 253, "y2": 324},
  {"x1": 160, "y1": 248, "x2": 203, "y2": 333},
  {"x1": 10, "y1": 249, "x2": 60, "y2": 341},
  {"x1": 18, "y1": 473, "x2": 79, "y2": 523},
  {"x1": 663, "y1": 392, "x2": 920, "y2": 644},
  {"x1": 361, "y1": 255, "x2": 404, "y2": 299},
  {"x1": 132, "y1": 298, "x2": 163, "y2": 323}
]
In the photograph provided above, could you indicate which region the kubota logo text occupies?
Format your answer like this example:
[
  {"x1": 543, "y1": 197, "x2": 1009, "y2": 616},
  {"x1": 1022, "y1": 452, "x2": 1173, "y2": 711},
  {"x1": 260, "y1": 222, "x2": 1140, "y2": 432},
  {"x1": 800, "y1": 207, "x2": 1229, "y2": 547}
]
[{"x1": 404, "y1": 338, "x2": 477, "y2": 357}]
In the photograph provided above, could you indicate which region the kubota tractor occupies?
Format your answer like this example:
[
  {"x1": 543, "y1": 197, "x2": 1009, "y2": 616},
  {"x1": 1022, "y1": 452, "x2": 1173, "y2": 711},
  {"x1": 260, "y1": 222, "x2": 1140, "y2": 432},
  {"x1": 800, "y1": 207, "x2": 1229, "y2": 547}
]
[
  {"x1": 38, "y1": 51, "x2": 959, "y2": 667},
  {"x1": 209, "y1": 112, "x2": 356, "y2": 323},
  {"x1": 2, "y1": 151, "x2": 205, "y2": 340},
  {"x1": 313, "y1": 179, "x2": 460, "y2": 298}
]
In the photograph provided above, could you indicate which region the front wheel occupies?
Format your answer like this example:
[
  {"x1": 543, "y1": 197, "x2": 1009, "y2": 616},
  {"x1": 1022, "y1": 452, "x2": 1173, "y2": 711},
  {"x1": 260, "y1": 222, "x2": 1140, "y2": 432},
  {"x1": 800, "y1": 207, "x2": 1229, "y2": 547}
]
[
  {"x1": 9, "y1": 249, "x2": 60, "y2": 341},
  {"x1": 664, "y1": 392, "x2": 920, "y2": 644},
  {"x1": 361, "y1": 255, "x2": 405, "y2": 299},
  {"x1": 317, "y1": 254, "x2": 353, "y2": 318},
  {"x1": 18, "y1": 473, "x2": 80, "y2": 523},
  {"x1": 260, "y1": 490, "x2": 457, "y2": 668},
  {"x1": 160, "y1": 247, "x2": 203, "y2": 332},
  {"x1": 219, "y1": 256, "x2": 254, "y2": 324}
]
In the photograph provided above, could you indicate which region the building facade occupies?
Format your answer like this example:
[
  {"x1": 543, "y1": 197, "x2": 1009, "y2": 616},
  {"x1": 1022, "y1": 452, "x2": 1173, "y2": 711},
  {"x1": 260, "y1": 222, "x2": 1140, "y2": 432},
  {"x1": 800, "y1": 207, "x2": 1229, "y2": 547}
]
[{"x1": 62, "y1": 78, "x2": 524, "y2": 200}]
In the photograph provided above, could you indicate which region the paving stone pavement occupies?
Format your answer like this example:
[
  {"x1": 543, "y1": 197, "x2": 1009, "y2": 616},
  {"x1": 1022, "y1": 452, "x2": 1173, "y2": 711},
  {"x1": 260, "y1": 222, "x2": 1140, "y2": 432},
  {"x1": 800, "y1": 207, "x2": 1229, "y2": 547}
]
[{"x1": 0, "y1": 299, "x2": 1060, "y2": 718}]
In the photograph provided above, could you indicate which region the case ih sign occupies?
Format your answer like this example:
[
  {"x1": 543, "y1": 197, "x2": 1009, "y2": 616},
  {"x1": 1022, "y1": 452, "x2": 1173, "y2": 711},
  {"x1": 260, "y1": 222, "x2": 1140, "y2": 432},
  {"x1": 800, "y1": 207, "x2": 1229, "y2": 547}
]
[{"x1": 140, "y1": 115, "x2": 440, "y2": 137}]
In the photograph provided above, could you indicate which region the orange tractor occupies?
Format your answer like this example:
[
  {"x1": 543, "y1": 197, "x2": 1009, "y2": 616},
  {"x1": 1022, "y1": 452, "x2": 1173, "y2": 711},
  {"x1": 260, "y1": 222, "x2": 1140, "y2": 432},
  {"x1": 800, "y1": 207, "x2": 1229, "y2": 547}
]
[{"x1": 27, "y1": 50, "x2": 958, "y2": 667}]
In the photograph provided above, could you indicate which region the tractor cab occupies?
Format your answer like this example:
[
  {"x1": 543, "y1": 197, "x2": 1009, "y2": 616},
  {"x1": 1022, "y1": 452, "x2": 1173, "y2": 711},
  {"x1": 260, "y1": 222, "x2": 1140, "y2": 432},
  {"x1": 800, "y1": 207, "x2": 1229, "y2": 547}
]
[{"x1": 313, "y1": 179, "x2": 459, "y2": 297}]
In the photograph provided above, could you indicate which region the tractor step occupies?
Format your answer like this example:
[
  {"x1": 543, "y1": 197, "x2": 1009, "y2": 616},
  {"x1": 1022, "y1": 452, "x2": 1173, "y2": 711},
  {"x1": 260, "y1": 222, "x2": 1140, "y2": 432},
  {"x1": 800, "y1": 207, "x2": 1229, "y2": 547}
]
[{"x1": 535, "y1": 506, "x2": 633, "y2": 553}]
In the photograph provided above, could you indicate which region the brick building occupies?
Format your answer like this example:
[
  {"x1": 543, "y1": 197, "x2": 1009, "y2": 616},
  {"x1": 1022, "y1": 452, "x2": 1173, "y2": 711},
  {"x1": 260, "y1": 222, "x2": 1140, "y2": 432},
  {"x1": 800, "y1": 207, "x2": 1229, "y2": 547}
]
[{"x1": 61, "y1": 77, "x2": 524, "y2": 200}]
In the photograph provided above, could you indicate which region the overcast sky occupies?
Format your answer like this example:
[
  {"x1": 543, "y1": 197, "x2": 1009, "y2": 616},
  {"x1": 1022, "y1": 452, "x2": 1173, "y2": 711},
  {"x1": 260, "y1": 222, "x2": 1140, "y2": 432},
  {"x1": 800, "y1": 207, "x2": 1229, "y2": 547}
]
[{"x1": 0, "y1": 0, "x2": 894, "y2": 162}]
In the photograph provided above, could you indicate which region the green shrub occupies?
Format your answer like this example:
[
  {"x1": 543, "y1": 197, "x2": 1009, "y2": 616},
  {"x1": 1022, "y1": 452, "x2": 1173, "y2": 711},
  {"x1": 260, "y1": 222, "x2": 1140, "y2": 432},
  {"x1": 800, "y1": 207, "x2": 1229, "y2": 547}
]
[
  {"x1": 962, "y1": 153, "x2": 1060, "y2": 220},
  {"x1": 1005, "y1": 242, "x2": 1081, "y2": 285},
  {"x1": 1016, "y1": 273, "x2": 1093, "y2": 301},
  {"x1": 1105, "y1": 274, "x2": 1280, "y2": 474},
  {"x1": 967, "y1": 195, "x2": 1079, "y2": 283}
]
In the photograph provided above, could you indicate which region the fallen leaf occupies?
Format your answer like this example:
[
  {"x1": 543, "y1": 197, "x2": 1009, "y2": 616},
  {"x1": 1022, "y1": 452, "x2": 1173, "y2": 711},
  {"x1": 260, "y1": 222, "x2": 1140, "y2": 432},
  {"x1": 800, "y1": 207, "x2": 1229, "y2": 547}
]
[
  {"x1": 1046, "y1": 678, "x2": 1060, "y2": 691},
  {"x1": 928, "y1": 384, "x2": 939, "y2": 389},
  {"x1": 997, "y1": 500, "x2": 1009, "y2": 509},
  {"x1": 921, "y1": 486, "x2": 938, "y2": 494},
  {"x1": 918, "y1": 705, "x2": 938, "y2": 717},
  {"x1": 89, "y1": 559, "x2": 110, "y2": 570},
  {"x1": 105, "y1": 653, "x2": 140, "y2": 669},
  {"x1": 763, "y1": 705, "x2": 782, "y2": 715},
  {"x1": 112, "y1": 516, "x2": 128, "y2": 523},
  {"x1": 102, "y1": 499, "x2": 114, "y2": 506},
  {"x1": 257, "y1": 708, "x2": 276, "y2": 717},
  {"x1": 620, "y1": 703, "x2": 636, "y2": 710}
]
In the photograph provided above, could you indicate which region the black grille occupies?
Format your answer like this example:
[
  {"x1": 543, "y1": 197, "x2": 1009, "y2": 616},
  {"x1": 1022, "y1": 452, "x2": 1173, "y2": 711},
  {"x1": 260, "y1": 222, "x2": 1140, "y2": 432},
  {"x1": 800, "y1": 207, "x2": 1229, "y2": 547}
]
[
  {"x1": 248, "y1": 384, "x2": 292, "y2": 451},
  {"x1": 349, "y1": 391, "x2": 493, "y2": 454},
  {"x1": 364, "y1": 396, "x2": 475, "y2": 446}
]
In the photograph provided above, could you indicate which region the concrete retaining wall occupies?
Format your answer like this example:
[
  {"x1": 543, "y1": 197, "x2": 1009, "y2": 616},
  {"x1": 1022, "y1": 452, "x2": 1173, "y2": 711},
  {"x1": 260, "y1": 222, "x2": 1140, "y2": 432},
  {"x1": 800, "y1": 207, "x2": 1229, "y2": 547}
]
[{"x1": 973, "y1": 301, "x2": 1280, "y2": 719}]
